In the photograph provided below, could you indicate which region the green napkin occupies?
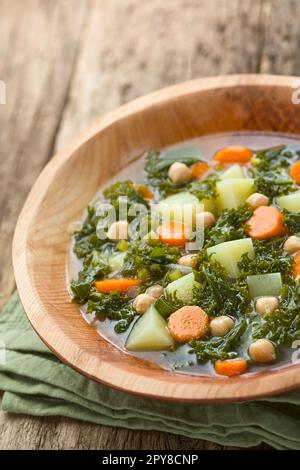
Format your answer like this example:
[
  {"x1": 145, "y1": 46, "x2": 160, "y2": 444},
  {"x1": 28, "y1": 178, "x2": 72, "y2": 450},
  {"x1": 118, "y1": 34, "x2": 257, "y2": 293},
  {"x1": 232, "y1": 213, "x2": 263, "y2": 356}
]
[{"x1": 1, "y1": 293, "x2": 300, "y2": 450}]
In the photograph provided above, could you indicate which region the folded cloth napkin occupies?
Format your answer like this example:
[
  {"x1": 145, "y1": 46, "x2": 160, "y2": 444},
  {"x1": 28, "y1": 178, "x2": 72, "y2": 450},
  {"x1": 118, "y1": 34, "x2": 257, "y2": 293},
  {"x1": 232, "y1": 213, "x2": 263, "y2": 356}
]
[{"x1": 1, "y1": 293, "x2": 300, "y2": 450}]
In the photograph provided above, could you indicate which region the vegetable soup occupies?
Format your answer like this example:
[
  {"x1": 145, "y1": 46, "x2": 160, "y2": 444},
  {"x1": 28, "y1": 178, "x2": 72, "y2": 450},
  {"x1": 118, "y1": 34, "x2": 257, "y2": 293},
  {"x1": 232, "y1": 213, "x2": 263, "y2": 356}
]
[{"x1": 68, "y1": 132, "x2": 300, "y2": 377}]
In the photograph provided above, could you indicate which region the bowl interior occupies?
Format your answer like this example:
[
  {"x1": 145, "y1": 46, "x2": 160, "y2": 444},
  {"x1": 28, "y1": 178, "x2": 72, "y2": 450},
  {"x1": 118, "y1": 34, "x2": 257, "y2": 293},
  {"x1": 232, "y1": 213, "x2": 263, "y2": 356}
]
[{"x1": 13, "y1": 75, "x2": 300, "y2": 402}]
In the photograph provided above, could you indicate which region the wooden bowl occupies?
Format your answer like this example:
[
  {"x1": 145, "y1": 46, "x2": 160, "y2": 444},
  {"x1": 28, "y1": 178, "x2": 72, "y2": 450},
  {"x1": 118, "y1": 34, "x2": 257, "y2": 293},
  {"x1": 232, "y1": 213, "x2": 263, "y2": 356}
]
[{"x1": 13, "y1": 75, "x2": 300, "y2": 402}]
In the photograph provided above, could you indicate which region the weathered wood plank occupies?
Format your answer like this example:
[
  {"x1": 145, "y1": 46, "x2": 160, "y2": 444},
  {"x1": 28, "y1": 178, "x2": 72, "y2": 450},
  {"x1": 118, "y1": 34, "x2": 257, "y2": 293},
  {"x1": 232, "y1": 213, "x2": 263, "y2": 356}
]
[
  {"x1": 258, "y1": 0, "x2": 300, "y2": 75},
  {"x1": 56, "y1": 0, "x2": 263, "y2": 147},
  {"x1": 0, "y1": 0, "x2": 89, "y2": 309}
]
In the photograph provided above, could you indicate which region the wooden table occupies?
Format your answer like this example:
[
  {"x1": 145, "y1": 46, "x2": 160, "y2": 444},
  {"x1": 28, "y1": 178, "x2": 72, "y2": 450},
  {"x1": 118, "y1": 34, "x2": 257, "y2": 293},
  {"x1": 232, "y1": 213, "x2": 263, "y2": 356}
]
[{"x1": 0, "y1": 0, "x2": 298, "y2": 450}]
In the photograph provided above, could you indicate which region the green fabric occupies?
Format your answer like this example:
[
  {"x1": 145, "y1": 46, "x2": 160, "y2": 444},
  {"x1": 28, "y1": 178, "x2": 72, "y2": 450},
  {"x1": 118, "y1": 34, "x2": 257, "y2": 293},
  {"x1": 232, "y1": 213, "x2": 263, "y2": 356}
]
[{"x1": 1, "y1": 293, "x2": 300, "y2": 449}]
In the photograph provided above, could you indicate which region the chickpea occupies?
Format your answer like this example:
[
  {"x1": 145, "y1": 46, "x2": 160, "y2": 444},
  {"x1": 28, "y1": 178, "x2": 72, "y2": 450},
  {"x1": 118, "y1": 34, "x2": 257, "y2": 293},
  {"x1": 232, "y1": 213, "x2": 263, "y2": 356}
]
[
  {"x1": 284, "y1": 235, "x2": 300, "y2": 255},
  {"x1": 210, "y1": 316, "x2": 234, "y2": 337},
  {"x1": 107, "y1": 220, "x2": 130, "y2": 241},
  {"x1": 168, "y1": 162, "x2": 192, "y2": 185},
  {"x1": 195, "y1": 211, "x2": 216, "y2": 229},
  {"x1": 133, "y1": 293, "x2": 156, "y2": 314},
  {"x1": 246, "y1": 192, "x2": 269, "y2": 209},
  {"x1": 146, "y1": 284, "x2": 164, "y2": 298},
  {"x1": 249, "y1": 339, "x2": 276, "y2": 363},
  {"x1": 255, "y1": 296, "x2": 279, "y2": 317},
  {"x1": 178, "y1": 254, "x2": 197, "y2": 268}
]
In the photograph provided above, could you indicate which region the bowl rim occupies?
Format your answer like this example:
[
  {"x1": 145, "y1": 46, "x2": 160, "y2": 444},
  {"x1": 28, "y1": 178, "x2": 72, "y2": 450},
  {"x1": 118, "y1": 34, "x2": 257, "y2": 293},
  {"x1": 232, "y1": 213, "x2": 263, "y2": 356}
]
[{"x1": 12, "y1": 74, "x2": 300, "y2": 403}]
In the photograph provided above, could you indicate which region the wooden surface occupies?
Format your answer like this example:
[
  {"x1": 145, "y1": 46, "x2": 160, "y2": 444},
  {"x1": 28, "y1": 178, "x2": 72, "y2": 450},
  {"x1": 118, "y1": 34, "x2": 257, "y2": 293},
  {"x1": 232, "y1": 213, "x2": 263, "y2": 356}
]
[{"x1": 1, "y1": 0, "x2": 299, "y2": 450}]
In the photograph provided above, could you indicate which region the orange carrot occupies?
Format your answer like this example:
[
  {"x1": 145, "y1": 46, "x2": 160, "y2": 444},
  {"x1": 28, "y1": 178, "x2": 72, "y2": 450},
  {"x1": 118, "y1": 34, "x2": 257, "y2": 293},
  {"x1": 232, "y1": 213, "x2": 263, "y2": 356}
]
[
  {"x1": 191, "y1": 161, "x2": 210, "y2": 180},
  {"x1": 135, "y1": 184, "x2": 154, "y2": 200},
  {"x1": 215, "y1": 358, "x2": 248, "y2": 377},
  {"x1": 213, "y1": 146, "x2": 253, "y2": 164},
  {"x1": 293, "y1": 251, "x2": 300, "y2": 277},
  {"x1": 157, "y1": 223, "x2": 189, "y2": 247},
  {"x1": 246, "y1": 206, "x2": 285, "y2": 240},
  {"x1": 168, "y1": 306, "x2": 209, "y2": 343},
  {"x1": 290, "y1": 161, "x2": 300, "y2": 184},
  {"x1": 95, "y1": 278, "x2": 141, "y2": 294}
]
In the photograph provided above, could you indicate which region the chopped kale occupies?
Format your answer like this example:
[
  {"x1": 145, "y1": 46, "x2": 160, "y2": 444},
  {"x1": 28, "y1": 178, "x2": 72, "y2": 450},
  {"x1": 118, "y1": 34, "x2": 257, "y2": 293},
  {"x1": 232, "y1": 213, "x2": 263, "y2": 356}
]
[
  {"x1": 190, "y1": 317, "x2": 247, "y2": 363},
  {"x1": 253, "y1": 279, "x2": 300, "y2": 346},
  {"x1": 73, "y1": 206, "x2": 108, "y2": 259},
  {"x1": 283, "y1": 210, "x2": 300, "y2": 235},
  {"x1": 144, "y1": 149, "x2": 208, "y2": 197},
  {"x1": 188, "y1": 175, "x2": 218, "y2": 201},
  {"x1": 238, "y1": 238, "x2": 293, "y2": 278},
  {"x1": 103, "y1": 181, "x2": 149, "y2": 220},
  {"x1": 145, "y1": 148, "x2": 204, "y2": 175},
  {"x1": 204, "y1": 204, "x2": 253, "y2": 247},
  {"x1": 86, "y1": 291, "x2": 136, "y2": 333},
  {"x1": 122, "y1": 240, "x2": 180, "y2": 281},
  {"x1": 253, "y1": 145, "x2": 297, "y2": 171},
  {"x1": 253, "y1": 169, "x2": 296, "y2": 199},
  {"x1": 144, "y1": 150, "x2": 183, "y2": 197},
  {"x1": 251, "y1": 146, "x2": 298, "y2": 200},
  {"x1": 70, "y1": 250, "x2": 111, "y2": 303},
  {"x1": 193, "y1": 255, "x2": 250, "y2": 318}
]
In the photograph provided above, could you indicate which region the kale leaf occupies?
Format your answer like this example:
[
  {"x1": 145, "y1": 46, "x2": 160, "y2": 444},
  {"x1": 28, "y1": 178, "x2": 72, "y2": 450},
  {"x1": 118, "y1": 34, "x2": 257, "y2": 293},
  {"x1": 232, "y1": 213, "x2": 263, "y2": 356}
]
[
  {"x1": 204, "y1": 204, "x2": 253, "y2": 248},
  {"x1": 253, "y1": 145, "x2": 296, "y2": 171},
  {"x1": 70, "y1": 250, "x2": 111, "y2": 303},
  {"x1": 103, "y1": 181, "x2": 149, "y2": 221},
  {"x1": 86, "y1": 291, "x2": 136, "y2": 333},
  {"x1": 73, "y1": 206, "x2": 108, "y2": 259},
  {"x1": 122, "y1": 240, "x2": 180, "y2": 281},
  {"x1": 193, "y1": 255, "x2": 250, "y2": 318},
  {"x1": 145, "y1": 147, "x2": 204, "y2": 175},
  {"x1": 188, "y1": 176, "x2": 218, "y2": 201},
  {"x1": 251, "y1": 146, "x2": 298, "y2": 200},
  {"x1": 238, "y1": 238, "x2": 293, "y2": 278},
  {"x1": 190, "y1": 317, "x2": 247, "y2": 363},
  {"x1": 283, "y1": 210, "x2": 300, "y2": 235},
  {"x1": 144, "y1": 150, "x2": 183, "y2": 197},
  {"x1": 253, "y1": 279, "x2": 300, "y2": 346},
  {"x1": 254, "y1": 169, "x2": 296, "y2": 199},
  {"x1": 144, "y1": 148, "x2": 208, "y2": 197}
]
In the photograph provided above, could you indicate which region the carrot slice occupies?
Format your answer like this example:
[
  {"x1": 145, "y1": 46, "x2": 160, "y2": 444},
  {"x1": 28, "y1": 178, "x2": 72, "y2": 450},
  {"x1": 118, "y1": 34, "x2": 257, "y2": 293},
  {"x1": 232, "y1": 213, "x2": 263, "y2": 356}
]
[
  {"x1": 95, "y1": 278, "x2": 141, "y2": 294},
  {"x1": 290, "y1": 161, "x2": 300, "y2": 184},
  {"x1": 135, "y1": 184, "x2": 154, "y2": 200},
  {"x1": 246, "y1": 206, "x2": 285, "y2": 240},
  {"x1": 293, "y1": 251, "x2": 300, "y2": 277},
  {"x1": 213, "y1": 146, "x2": 253, "y2": 164},
  {"x1": 168, "y1": 306, "x2": 209, "y2": 343},
  {"x1": 157, "y1": 223, "x2": 189, "y2": 247},
  {"x1": 215, "y1": 358, "x2": 248, "y2": 376},
  {"x1": 191, "y1": 161, "x2": 210, "y2": 180}
]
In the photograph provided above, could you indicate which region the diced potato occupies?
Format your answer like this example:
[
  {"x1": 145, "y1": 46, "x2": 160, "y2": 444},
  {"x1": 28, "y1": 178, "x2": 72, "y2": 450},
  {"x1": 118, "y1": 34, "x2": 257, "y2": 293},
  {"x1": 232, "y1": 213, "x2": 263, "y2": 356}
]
[
  {"x1": 157, "y1": 192, "x2": 213, "y2": 224},
  {"x1": 247, "y1": 273, "x2": 282, "y2": 298},
  {"x1": 109, "y1": 252, "x2": 126, "y2": 272},
  {"x1": 216, "y1": 178, "x2": 254, "y2": 211},
  {"x1": 207, "y1": 238, "x2": 254, "y2": 278},
  {"x1": 277, "y1": 192, "x2": 300, "y2": 213},
  {"x1": 220, "y1": 164, "x2": 245, "y2": 180},
  {"x1": 126, "y1": 305, "x2": 174, "y2": 351},
  {"x1": 200, "y1": 196, "x2": 215, "y2": 214},
  {"x1": 166, "y1": 272, "x2": 195, "y2": 304}
]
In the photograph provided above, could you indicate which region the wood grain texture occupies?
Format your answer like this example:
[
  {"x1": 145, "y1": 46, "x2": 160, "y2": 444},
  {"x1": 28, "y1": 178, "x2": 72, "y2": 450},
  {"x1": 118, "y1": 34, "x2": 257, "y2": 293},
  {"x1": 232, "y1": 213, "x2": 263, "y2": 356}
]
[{"x1": 2, "y1": 0, "x2": 299, "y2": 451}]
